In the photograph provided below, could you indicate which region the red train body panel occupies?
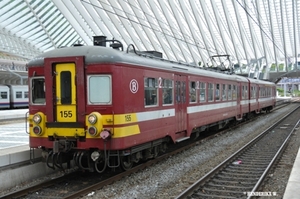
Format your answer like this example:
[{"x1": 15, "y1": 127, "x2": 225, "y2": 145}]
[{"x1": 27, "y1": 38, "x2": 276, "y2": 172}]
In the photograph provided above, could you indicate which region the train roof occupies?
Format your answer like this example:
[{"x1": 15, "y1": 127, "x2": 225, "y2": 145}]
[
  {"x1": 0, "y1": 85, "x2": 10, "y2": 89},
  {"x1": 28, "y1": 45, "x2": 271, "y2": 84}
]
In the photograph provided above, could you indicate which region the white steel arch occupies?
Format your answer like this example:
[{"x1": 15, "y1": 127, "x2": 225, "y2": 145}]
[{"x1": 1, "y1": 0, "x2": 300, "y2": 78}]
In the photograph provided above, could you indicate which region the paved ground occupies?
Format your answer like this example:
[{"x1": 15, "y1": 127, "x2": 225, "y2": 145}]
[{"x1": 0, "y1": 121, "x2": 28, "y2": 149}]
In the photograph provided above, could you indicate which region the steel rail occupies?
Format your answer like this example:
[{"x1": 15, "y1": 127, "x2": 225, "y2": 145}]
[{"x1": 175, "y1": 105, "x2": 300, "y2": 199}]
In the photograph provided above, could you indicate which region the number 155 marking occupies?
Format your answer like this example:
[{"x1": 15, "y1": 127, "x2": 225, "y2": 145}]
[
  {"x1": 60, "y1": 111, "x2": 73, "y2": 118},
  {"x1": 125, "y1": 115, "x2": 131, "y2": 122}
]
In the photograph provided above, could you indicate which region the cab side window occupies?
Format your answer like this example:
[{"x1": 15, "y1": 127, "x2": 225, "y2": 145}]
[{"x1": 31, "y1": 77, "x2": 46, "y2": 104}]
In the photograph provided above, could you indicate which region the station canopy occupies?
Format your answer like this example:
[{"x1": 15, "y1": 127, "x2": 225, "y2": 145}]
[{"x1": 0, "y1": 0, "x2": 300, "y2": 73}]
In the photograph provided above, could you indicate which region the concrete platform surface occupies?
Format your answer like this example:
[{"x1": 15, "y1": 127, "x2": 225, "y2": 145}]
[
  {"x1": 0, "y1": 145, "x2": 58, "y2": 192},
  {"x1": 0, "y1": 145, "x2": 41, "y2": 167},
  {"x1": 0, "y1": 120, "x2": 29, "y2": 149},
  {"x1": 0, "y1": 109, "x2": 28, "y2": 121},
  {"x1": 283, "y1": 146, "x2": 300, "y2": 199}
]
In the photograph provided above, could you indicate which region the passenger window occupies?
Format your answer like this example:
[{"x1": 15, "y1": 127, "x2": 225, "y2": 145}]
[
  {"x1": 162, "y1": 79, "x2": 173, "y2": 105},
  {"x1": 251, "y1": 86, "x2": 256, "y2": 98},
  {"x1": 199, "y1": 82, "x2": 206, "y2": 102},
  {"x1": 145, "y1": 77, "x2": 158, "y2": 106},
  {"x1": 232, "y1": 85, "x2": 237, "y2": 100},
  {"x1": 242, "y1": 85, "x2": 246, "y2": 99},
  {"x1": 24, "y1": 91, "x2": 28, "y2": 99},
  {"x1": 208, "y1": 83, "x2": 214, "y2": 102},
  {"x1": 215, "y1": 84, "x2": 220, "y2": 101},
  {"x1": 31, "y1": 77, "x2": 46, "y2": 104},
  {"x1": 16, "y1": 91, "x2": 22, "y2": 98},
  {"x1": 222, "y1": 84, "x2": 227, "y2": 101},
  {"x1": 189, "y1": 81, "x2": 197, "y2": 103},
  {"x1": 0, "y1": 92, "x2": 8, "y2": 99},
  {"x1": 259, "y1": 87, "x2": 263, "y2": 97},
  {"x1": 228, "y1": 84, "x2": 232, "y2": 100}
]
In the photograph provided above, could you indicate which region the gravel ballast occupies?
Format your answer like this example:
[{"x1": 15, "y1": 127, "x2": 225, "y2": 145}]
[{"x1": 89, "y1": 104, "x2": 300, "y2": 199}]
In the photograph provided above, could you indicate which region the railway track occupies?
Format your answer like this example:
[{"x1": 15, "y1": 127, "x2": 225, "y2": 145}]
[
  {"x1": 0, "y1": 103, "x2": 296, "y2": 198},
  {"x1": 1, "y1": 131, "x2": 205, "y2": 198},
  {"x1": 176, "y1": 105, "x2": 300, "y2": 199},
  {"x1": 0, "y1": 141, "x2": 197, "y2": 199}
]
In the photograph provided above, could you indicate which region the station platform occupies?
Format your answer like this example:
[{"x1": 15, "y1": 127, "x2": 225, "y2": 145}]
[
  {"x1": 283, "y1": 146, "x2": 300, "y2": 199},
  {"x1": 0, "y1": 108, "x2": 28, "y2": 121},
  {"x1": 0, "y1": 109, "x2": 56, "y2": 193},
  {"x1": 0, "y1": 109, "x2": 28, "y2": 150}
]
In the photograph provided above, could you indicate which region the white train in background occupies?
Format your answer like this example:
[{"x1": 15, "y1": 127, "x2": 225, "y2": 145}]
[{"x1": 0, "y1": 85, "x2": 28, "y2": 109}]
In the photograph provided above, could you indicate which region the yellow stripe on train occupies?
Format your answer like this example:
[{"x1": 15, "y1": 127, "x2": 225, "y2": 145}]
[
  {"x1": 112, "y1": 124, "x2": 140, "y2": 138},
  {"x1": 29, "y1": 112, "x2": 140, "y2": 138},
  {"x1": 102, "y1": 113, "x2": 138, "y2": 125}
]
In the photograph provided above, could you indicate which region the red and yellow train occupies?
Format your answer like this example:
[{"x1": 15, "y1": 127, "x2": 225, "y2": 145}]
[{"x1": 27, "y1": 36, "x2": 276, "y2": 172}]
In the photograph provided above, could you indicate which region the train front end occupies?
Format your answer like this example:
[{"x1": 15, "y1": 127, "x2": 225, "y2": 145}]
[{"x1": 27, "y1": 46, "x2": 116, "y2": 171}]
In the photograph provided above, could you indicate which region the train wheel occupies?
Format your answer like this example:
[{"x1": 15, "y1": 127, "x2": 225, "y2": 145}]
[
  {"x1": 153, "y1": 146, "x2": 159, "y2": 158},
  {"x1": 161, "y1": 143, "x2": 168, "y2": 153},
  {"x1": 120, "y1": 156, "x2": 133, "y2": 171}
]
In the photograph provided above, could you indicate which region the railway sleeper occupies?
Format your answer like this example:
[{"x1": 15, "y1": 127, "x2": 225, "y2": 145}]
[
  {"x1": 207, "y1": 182, "x2": 253, "y2": 189},
  {"x1": 193, "y1": 193, "x2": 241, "y2": 199},
  {"x1": 200, "y1": 187, "x2": 248, "y2": 194},
  {"x1": 205, "y1": 185, "x2": 252, "y2": 192},
  {"x1": 211, "y1": 178, "x2": 255, "y2": 185},
  {"x1": 220, "y1": 171, "x2": 261, "y2": 177}
]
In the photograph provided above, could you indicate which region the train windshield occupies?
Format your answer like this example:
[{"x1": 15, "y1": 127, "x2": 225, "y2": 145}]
[
  {"x1": 87, "y1": 75, "x2": 112, "y2": 104},
  {"x1": 31, "y1": 77, "x2": 45, "y2": 104}
]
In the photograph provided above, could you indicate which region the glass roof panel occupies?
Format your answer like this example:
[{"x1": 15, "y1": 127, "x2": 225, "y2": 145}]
[{"x1": 0, "y1": 0, "x2": 299, "y2": 76}]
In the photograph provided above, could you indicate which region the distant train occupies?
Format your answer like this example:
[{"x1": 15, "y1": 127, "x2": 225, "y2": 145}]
[
  {"x1": 0, "y1": 85, "x2": 28, "y2": 109},
  {"x1": 27, "y1": 36, "x2": 276, "y2": 172}
]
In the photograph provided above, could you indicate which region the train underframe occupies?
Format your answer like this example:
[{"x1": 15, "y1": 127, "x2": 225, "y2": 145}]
[
  {"x1": 43, "y1": 106, "x2": 274, "y2": 173},
  {"x1": 43, "y1": 119, "x2": 233, "y2": 172},
  {"x1": 44, "y1": 136, "x2": 170, "y2": 173}
]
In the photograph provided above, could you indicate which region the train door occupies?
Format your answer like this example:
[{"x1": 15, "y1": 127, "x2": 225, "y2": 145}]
[
  {"x1": 54, "y1": 63, "x2": 77, "y2": 122},
  {"x1": 236, "y1": 81, "x2": 242, "y2": 120},
  {"x1": 175, "y1": 75, "x2": 187, "y2": 133}
]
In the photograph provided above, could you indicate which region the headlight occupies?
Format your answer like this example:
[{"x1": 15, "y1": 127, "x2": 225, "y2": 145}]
[
  {"x1": 88, "y1": 114, "x2": 97, "y2": 124},
  {"x1": 33, "y1": 114, "x2": 42, "y2": 124},
  {"x1": 88, "y1": 126, "x2": 97, "y2": 136},
  {"x1": 33, "y1": 126, "x2": 42, "y2": 135}
]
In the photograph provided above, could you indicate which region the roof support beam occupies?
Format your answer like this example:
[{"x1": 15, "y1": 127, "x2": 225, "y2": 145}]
[
  {"x1": 280, "y1": 0, "x2": 288, "y2": 72},
  {"x1": 199, "y1": 0, "x2": 221, "y2": 58},
  {"x1": 179, "y1": 1, "x2": 206, "y2": 65}
]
